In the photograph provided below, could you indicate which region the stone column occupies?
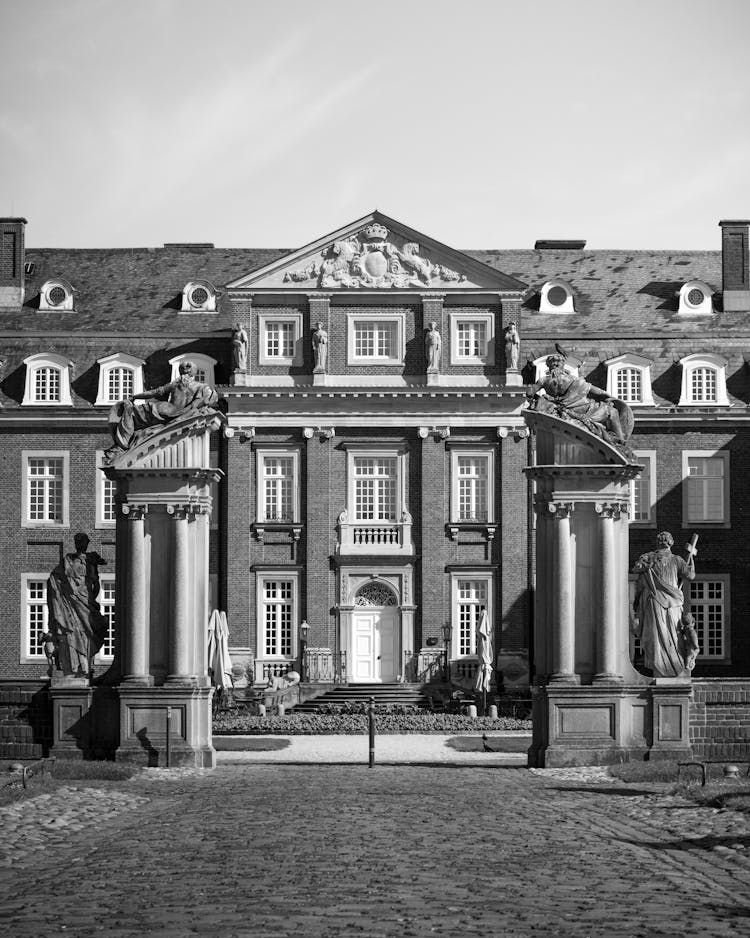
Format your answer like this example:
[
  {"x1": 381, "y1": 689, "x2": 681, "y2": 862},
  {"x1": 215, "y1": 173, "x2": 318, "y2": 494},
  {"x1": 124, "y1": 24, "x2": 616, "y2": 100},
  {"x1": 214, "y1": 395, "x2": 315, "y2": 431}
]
[
  {"x1": 167, "y1": 506, "x2": 191, "y2": 682},
  {"x1": 549, "y1": 502, "x2": 576, "y2": 683},
  {"x1": 122, "y1": 505, "x2": 150, "y2": 684},
  {"x1": 594, "y1": 502, "x2": 621, "y2": 683}
]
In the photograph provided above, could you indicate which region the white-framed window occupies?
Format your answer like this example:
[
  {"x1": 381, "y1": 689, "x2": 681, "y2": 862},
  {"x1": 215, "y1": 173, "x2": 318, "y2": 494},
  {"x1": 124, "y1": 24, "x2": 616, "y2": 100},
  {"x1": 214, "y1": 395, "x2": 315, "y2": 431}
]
[
  {"x1": 347, "y1": 314, "x2": 405, "y2": 365},
  {"x1": 256, "y1": 571, "x2": 299, "y2": 660},
  {"x1": 169, "y1": 353, "x2": 217, "y2": 386},
  {"x1": 539, "y1": 279, "x2": 575, "y2": 314},
  {"x1": 451, "y1": 449, "x2": 494, "y2": 523},
  {"x1": 95, "y1": 353, "x2": 145, "y2": 405},
  {"x1": 532, "y1": 356, "x2": 580, "y2": 383},
  {"x1": 451, "y1": 572, "x2": 493, "y2": 658},
  {"x1": 605, "y1": 353, "x2": 655, "y2": 406},
  {"x1": 21, "y1": 574, "x2": 49, "y2": 661},
  {"x1": 258, "y1": 312, "x2": 303, "y2": 366},
  {"x1": 682, "y1": 450, "x2": 730, "y2": 527},
  {"x1": 256, "y1": 449, "x2": 300, "y2": 523},
  {"x1": 687, "y1": 576, "x2": 729, "y2": 661},
  {"x1": 351, "y1": 455, "x2": 398, "y2": 521},
  {"x1": 98, "y1": 574, "x2": 116, "y2": 660},
  {"x1": 677, "y1": 280, "x2": 714, "y2": 316},
  {"x1": 95, "y1": 450, "x2": 117, "y2": 528},
  {"x1": 22, "y1": 451, "x2": 69, "y2": 528},
  {"x1": 22, "y1": 353, "x2": 73, "y2": 406},
  {"x1": 39, "y1": 278, "x2": 75, "y2": 312},
  {"x1": 630, "y1": 450, "x2": 657, "y2": 526},
  {"x1": 180, "y1": 280, "x2": 218, "y2": 313},
  {"x1": 449, "y1": 312, "x2": 495, "y2": 365},
  {"x1": 678, "y1": 354, "x2": 729, "y2": 407}
]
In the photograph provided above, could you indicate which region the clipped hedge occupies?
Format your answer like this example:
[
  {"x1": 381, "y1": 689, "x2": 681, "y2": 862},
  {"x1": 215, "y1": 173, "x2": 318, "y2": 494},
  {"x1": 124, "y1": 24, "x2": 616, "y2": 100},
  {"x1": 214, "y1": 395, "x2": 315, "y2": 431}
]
[{"x1": 213, "y1": 710, "x2": 532, "y2": 736}]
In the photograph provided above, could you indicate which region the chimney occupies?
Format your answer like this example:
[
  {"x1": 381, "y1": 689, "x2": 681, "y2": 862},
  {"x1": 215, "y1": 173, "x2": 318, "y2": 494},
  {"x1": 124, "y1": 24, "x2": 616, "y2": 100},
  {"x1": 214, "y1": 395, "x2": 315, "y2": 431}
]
[
  {"x1": 0, "y1": 217, "x2": 27, "y2": 308},
  {"x1": 719, "y1": 220, "x2": 750, "y2": 312}
]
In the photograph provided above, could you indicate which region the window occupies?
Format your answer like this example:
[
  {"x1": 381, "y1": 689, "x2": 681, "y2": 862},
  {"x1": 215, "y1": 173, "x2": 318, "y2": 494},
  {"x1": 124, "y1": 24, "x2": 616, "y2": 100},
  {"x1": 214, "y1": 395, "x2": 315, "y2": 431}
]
[
  {"x1": 95, "y1": 353, "x2": 145, "y2": 405},
  {"x1": 606, "y1": 354, "x2": 654, "y2": 406},
  {"x1": 682, "y1": 451, "x2": 729, "y2": 526},
  {"x1": 451, "y1": 574, "x2": 493, "y2": 658},
  {"x1": 448, "y1": 312, "x2": 495, "y2": 364},
  {"x1": 39, "y1": 279, "x2": 75, "y2": 312},
  {"x1": 180, "y1": 280, "x2": 218, "y2": 313},
  {"x1": 256, "y1": 572, "x2": 299, "y2": 660},
  {"x1": 677, "y1": 280, "x2": 714, "y2": 316},
  {"x1": 347, "y1": 314, "x2": 404, "y2": 365},
  {"x1": 678, "y1": 354, "x2": 729, "y2": 407},
  {"x1": 256, "y1": 450, "x2": 300, "y2": 523},
  {"x1": 630, "y1": 451, "x2": 656, "y2": 526},
  {"x1": 23, "y1": 353, "x2": 73, "y2": 406},
  {"x1": 23, "y1": 451, "x2": 69, "y2": 527},
  {"x1": 169, "y1": 353, "x2": 217, "y2": 386},
  {"x1": 451, "y1": 450, "x2": 494, "y2": 523},
  {"x1": 539, "y1": 280, "x2": 575, "y2": 314},
  {"x1": 688, "y1": 578, "x2": 728, "y2": 660},
  {"x1": 96, "y1": 451, "x2": 117, "y2": 528},
  {"x1": 98, "y1": 575, "x2": 116, "y2": 659},
  {"x1": 257, "y1": 312, "x2": 303, "y2": 366},
  {"x1": 353, "y1": 456, "x2": 398, "y2": 521},
  {"x1": 22, "y1": 575, "x2": 49, "y2": 660}
]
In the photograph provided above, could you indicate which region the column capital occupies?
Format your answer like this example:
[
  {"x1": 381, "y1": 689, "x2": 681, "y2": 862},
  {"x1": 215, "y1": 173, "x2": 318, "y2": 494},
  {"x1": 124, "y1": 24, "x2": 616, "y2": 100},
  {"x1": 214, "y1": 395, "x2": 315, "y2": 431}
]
[
  {"x1": 548, "y1": 501, "x2": 575, "y2": 518},
  {"x1": 121, "y1": 503, "x2": 148, "y2": 520},
  {"x1": 595, "y1": 501, "x2": 629, "y2": 520}
]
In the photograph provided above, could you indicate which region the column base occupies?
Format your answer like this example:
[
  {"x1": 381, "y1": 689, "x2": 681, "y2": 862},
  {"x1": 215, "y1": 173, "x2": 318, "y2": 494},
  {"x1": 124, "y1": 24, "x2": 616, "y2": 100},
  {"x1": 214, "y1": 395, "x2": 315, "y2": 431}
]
[
  {"x1": 549, "y1": 672, "x2": 580, "y2": 684},
  {"x1": 593, "y1": 672, "x2": 624, "y2": 685},
  {"x1": 121, "y1": 674, "x2": 154, "y2": 687}
]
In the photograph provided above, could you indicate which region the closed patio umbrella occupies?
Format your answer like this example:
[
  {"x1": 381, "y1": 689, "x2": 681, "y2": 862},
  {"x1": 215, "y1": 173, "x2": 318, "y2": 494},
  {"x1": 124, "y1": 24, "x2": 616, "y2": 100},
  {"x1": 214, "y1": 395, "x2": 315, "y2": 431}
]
[
  {"x1": 208, "y1": 609, "x2": 234, "y2": 693},
  {"x1": 474, "y1": 607, "x2": 493, "y2": 713}
]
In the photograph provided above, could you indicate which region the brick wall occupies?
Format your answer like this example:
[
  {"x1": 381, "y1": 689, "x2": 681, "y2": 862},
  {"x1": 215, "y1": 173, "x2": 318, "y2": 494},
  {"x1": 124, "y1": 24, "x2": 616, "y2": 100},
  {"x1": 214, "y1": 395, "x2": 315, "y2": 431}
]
[
  {"x1": 691, "y1": 679, "x2": 750, "y2": 760},
  {"x1": 0, "y1": 681, "x2": 51, "y2": 759}
]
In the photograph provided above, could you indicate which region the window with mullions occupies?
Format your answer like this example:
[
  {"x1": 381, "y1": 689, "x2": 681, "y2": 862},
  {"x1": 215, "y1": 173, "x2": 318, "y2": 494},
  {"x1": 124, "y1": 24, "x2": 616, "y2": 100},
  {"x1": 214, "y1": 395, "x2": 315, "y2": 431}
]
[
  {"x1": 683, "y1": 452, "x2": 729, "y2": 525},
  {"x1": 453, "y1": 453, "x2": 491, "y2": 523},
  {"x1": 688, "y1": 579, "x2": 727, "y2": 659},
  {"x1": 26, "y1": 455, "x2": 65, "y2": 525},
  {"x1": 262, "y1": 580, "x2": 294, "y2": 657},
  {"x1": 353, "y1": 457, "x2": 397, "y2": 521},
  {"x1": 23, "y1": 577, "x2": 48, "y2": 659},
  {"x1": 34, "y1": 367, "x2": 61, "y2": 403},
  {"x1": 265, "y1": 322, "x2": 295, "y2": 359},
  {"x1": 262, "y1": 456, "x2": 295, "y2": 522},
  {"x1": 615, "y1": 367, "x2": 642, "y2": 404},
  {"x1": 98, "y1": 577, "x2": 116, "y2": 658},
  {"x1": 630, "y1": 451, "x2": 656, "y2": 526},
  {"x1": 690, "y1": 368, "x2": 717, "y2": 404},
  {"x1": 107, "y1": 368, "x2": 134, "y2": 403},
  {"x1": 353, "y1": 321, "x2": 396, "y2": 359},
  {"x1": 456, "y1": 322, "x2": 487, "y2": 359},
  {"x1": 455, "y1": 579, "x2": 488, "y2": 657}
]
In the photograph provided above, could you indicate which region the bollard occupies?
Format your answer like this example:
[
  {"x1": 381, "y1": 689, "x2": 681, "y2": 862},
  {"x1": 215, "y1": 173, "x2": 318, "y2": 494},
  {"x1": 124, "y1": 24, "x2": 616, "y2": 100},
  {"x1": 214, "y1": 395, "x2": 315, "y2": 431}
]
[
  {"x1": 467, "y1": 704, "x2": 478, "y2": 719},
  {"x1": 489, "y1": 705, "x2": 498, "y2": 719},
  {"x1": 724, "y1": 764, "x2": 740, "y2": 779},
  {"x1": 368, "y1": 696, "x2": 375, "y2": 768},
  {"x1": 258, "y1": 704, "x2": 266, "y2": 717},
  {"x1": 165, "y1": 706, "x2": 172, "y2": 768},
  {"x1": 278, "y1": 703, "x2": 285, "y2": 717}
]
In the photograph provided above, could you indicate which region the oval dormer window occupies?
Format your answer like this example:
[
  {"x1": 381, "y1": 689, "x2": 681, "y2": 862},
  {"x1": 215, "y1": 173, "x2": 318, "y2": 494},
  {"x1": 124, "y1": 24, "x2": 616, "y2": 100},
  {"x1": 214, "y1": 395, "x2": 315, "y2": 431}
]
[
  {"x1": 40, "y1": 279, "x2": 75, "y2": 312},
  {"x1": 678, "y1": 281, "x2": 713, "y2": 316},
  {"x1": 181, "y1": 280, "x2": 218, "y2": 313},
  {"x1": 540, "y1": 280, "x2": 575, "y2": 313}
]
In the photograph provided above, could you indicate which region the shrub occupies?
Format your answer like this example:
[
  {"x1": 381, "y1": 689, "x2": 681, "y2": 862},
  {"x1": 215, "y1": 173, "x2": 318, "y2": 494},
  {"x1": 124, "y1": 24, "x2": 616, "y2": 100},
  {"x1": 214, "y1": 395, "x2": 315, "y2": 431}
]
[{"x1": 213, "y1": 711, "x2": 531, "y2": 736}]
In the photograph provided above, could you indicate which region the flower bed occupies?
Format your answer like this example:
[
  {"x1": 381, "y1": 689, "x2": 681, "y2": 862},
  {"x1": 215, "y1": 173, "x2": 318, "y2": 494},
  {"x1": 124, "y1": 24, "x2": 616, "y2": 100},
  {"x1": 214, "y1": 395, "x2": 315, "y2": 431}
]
[{"x1": 213, "y1": 709, "x2": 532, "y2": 736}]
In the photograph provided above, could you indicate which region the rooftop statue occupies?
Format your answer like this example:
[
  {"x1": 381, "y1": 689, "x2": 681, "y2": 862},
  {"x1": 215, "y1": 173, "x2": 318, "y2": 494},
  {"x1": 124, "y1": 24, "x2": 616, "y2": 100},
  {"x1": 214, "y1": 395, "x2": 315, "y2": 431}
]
[
  {"x1": 527, "y1": 352, "x2": 634, "y2": 450},
  {"x1": 106, "y1": 360, "x2": 218, "y2": 456}
]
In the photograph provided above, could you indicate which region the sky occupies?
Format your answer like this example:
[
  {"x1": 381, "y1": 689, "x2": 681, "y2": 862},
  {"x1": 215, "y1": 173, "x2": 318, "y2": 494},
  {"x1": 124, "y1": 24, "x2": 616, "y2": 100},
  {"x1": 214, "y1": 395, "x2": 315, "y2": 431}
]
[{"x1": 1, "y1": 0, "x2": 749, "y2": 250}]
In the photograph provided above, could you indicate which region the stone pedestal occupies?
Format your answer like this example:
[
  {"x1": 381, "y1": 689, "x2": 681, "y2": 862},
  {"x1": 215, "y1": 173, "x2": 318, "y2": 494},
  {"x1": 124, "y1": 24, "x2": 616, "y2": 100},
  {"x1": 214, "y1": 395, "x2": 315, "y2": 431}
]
[
  {"x1": 426, "y1": 369, "x2": 440, "y2": 386},
  {"x1": 505, "y1": 369, "x2": 523, "y2": 387},
  {"x1": 313, "y1": 368, "x2": 327, "y2": 386},
  {"x1": 649, "y1": 679, "x2": 693, "y2": 760},
  {"x1": 49, "y1": 676, "x2": 93, "y2": 759}
]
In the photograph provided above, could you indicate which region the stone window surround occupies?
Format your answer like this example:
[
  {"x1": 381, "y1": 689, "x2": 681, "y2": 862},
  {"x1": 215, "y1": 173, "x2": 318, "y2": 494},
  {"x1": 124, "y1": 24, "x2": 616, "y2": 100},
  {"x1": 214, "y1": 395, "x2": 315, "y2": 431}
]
[
  {"x1": 22, "y1": 352, "x2": 73, "y2": 406},
  {"x1": 95, "y1": 449, "x2": 116, "y2": 529},
  {"x1": 605, "y1": 353, "x2": 655, "y2": 406},
  {"x1": 20, "y1": 572, "x2": 49, "y2": 663},
  {"x1": 449, "y1": 447, "x2": 495, "y2": 524},
  {"x1": 21, "y1": 449, "x2": 69, "y2": 529},
  {"x1": 255, "y1": 447, "x2": 301, "y2": 524},
  {"x1": 678, "y1": 353, "x2": 729, "y2": 407},
  {"x1": 168, "y1": 352, "x2": 217, "y2": 386},
  {"x1": 257, "y1": 311, "x2": 304, "y2": 366},
  {"x1": 346, "y1": 311, "x2": 405, "y2": 366},
  {"x1": 255, "y1": 569, "x2": 300, "y2": 663},
  {"x1": 630, "y1": 450, "x2": 657, "y2": 528},
  {"x1": 95, "y1": 352, "x2": 145, "y2": 406},
  {"x1": 448, "y1": 311, "x2": 495, "y2": 365},
  {"x1": 681, "y1": 449, "x2": 730, "y2": 529},
  {"x1": 539, "y1": 279, "x2": 575, "y2": 314},
  {"x1": 450, "y1": 569, "x2": 494, "y2": 660}
]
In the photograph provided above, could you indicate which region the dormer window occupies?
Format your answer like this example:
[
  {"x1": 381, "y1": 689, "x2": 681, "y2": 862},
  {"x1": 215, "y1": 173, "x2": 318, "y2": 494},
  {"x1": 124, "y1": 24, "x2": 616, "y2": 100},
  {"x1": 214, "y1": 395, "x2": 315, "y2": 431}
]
[
  {"x1": 679, "y1": 353, "x2": 729, "y2": 406},
  {"x1": 181, "y1": 280, "x2": 218, "y2": 313},
  {"x1": 605, "y1": 354, "x2": 654, "y2": 406},
  {"x1": 39, "y1": 279, "x2": 75, "y2": 312},
  {"x1": 540, "y1": 279, "x2": 575, "y2": 314},
  {"x1": 677, "y1": 281, "x2": 714, "y2": 316},
  {"x1": 532, "y1": 356, "x2": 579, "y2": 382},
  {"x1": 95, "y1": 353, "x2": 145, "y2": 405},
  {"x1": 23, "y1": 353, "x2": 73, "y2": 405},
  {"x1": 169, "y1": 352, "x2": 217, "y2": 386}
]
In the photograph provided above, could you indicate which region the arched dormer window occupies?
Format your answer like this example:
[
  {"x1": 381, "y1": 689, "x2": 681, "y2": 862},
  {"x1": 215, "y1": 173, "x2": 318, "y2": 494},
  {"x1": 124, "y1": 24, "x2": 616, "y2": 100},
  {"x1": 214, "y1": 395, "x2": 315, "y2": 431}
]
[
  {"x1": 39, "y1": 279, "x2": 75, "y2": 312},
  {"x1": 677, "y1": 281, "x2": 714, "y2": 316},
  {"x1": 180, "y1": 280, "x2": 218, "y2": 313},
  {"x1": 169, "y1": 353, "x2": 217, "y2": 386},
  {"x1": 95, "y1": 353, "x2": 145, "y2": 405},
  {"x1": 605, "y1": 353, "x2": 654, "y2": 406},
  {"x1": 532, "y1": 355, "x2": 579, "y2": 383},
  {"x1": 23, "y1": 353, "x2": 73, "y2": 405},
  {"x1": 539, "y1": 279, "x2": 575, "y2": 314},
  {"x1": 678, "y1": 353, "x2": 729, "y2": 406}
]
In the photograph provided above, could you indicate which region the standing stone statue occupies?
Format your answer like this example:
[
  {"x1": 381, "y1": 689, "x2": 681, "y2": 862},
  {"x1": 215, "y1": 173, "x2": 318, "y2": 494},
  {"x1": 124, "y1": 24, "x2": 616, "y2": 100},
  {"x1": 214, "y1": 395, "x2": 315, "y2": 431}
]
[
  {"x1": 47, "y1": 533, "x2": 108, "y2": 678},
  {"x1": 312, "y1": 322, "x2": 328, "y2": 371},
  {"x1": 425, "y1": 321, "x2": 441, "y2": 371},
  {"x1": 107, "y1": 360, "x2": 218, "y2": 453},
  {"x1": 504, "y1": 322, "x2": 520, "y2": 371},
  {"x1": 232, "y1": 323, "x2": 248, "y2": 372},
  {"x1": 632, "y1": 531, "x2": 698, "y2": 678}
]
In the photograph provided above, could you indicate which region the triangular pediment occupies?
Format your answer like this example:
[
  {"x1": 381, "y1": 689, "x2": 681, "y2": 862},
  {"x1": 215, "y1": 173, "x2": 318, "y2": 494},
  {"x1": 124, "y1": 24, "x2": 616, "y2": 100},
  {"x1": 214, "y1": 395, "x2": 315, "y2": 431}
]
[{"x1": 226, "y1": 211, "x2": 527, "y2": 293}]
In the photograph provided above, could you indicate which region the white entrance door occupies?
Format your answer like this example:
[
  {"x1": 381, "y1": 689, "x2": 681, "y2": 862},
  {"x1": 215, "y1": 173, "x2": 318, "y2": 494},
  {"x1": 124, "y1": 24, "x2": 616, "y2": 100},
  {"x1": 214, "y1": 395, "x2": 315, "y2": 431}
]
[{"x1": 352, "y1": 608, "x2": 398, "y2": 682}]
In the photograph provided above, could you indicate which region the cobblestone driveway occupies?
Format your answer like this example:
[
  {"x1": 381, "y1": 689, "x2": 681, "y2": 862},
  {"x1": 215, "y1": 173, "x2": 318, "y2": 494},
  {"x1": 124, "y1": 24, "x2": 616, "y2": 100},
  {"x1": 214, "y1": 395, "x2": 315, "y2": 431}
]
[{"x1": 2, "y1": 765, "x2": 750, "y2": 937}]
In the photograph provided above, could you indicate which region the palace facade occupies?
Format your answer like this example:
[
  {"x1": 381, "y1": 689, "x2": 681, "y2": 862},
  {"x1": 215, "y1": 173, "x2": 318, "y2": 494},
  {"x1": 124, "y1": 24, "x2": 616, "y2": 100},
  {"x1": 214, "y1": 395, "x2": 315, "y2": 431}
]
[{"x1": 1, "y1": 212, "x2": 750, "y2": 699}]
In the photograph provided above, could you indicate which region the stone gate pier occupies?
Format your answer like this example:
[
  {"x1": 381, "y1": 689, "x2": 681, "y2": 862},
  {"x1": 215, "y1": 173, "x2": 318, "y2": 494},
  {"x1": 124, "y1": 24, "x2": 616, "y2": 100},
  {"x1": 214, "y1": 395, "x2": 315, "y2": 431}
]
[
  {"x1": 104, "y1": 409, "x2": 224, "y2": 768},
  {"x1": 525, "y1": 410, "x2": 693, "y2": 767}
]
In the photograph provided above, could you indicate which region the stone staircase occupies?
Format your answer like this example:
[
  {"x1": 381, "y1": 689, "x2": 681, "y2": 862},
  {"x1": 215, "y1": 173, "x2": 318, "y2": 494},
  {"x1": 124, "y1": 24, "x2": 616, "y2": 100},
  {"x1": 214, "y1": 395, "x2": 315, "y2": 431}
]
[{"x1": 292, "y1": 682, "x2": 432, "y2": 712}]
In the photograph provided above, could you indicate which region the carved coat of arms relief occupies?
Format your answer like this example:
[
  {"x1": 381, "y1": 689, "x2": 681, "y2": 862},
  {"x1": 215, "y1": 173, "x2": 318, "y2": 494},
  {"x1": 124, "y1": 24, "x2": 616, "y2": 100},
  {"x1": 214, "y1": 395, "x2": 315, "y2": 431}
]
[{"x1": 283, "y1": 223, "x2": 468, "y2": 289}]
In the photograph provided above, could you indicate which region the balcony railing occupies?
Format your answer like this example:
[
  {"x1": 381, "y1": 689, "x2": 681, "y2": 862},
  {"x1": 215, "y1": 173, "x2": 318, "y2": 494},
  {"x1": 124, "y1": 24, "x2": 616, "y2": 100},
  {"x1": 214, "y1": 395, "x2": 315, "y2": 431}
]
[{"x1": 337, "y1": 511, "x2": 414, "y2": 556}]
